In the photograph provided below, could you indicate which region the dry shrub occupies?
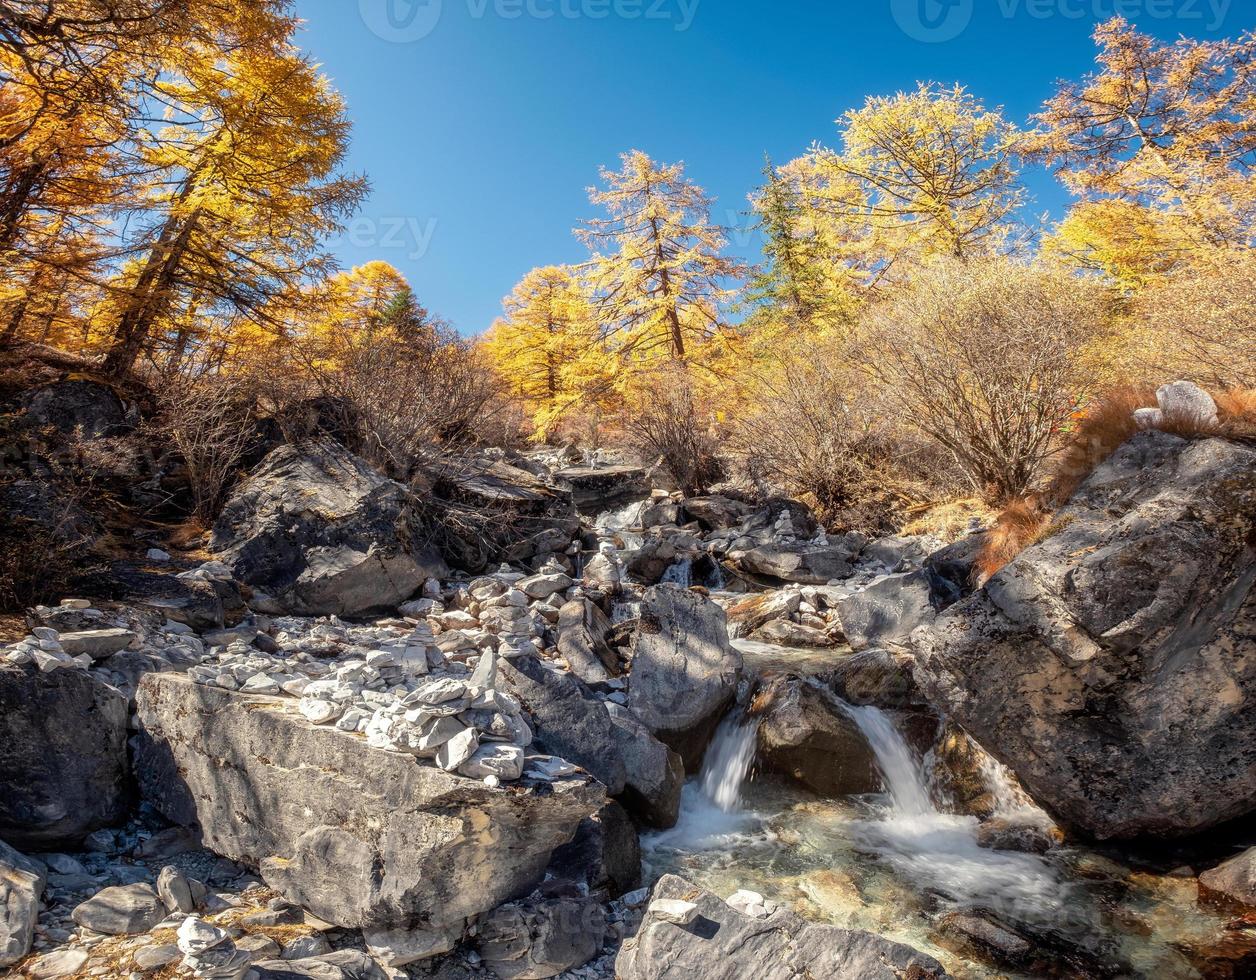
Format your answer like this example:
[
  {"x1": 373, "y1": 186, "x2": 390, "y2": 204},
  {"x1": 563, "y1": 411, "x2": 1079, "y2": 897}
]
[
  {"x1": 1133, "y1": 250, "x2": 1256, "y2": 390},
  {"x1": 731, "y1": 337, "x2": 957, "y2": 534},
  {"x1": 864, "y1": 256, "x2": 1106, "y2": 504},
  {"x1": 152, "y1": 374, "x2": 257, "y2": 523},
  {"x1": 625, "y1": 365, "x2": 724, "y2": 495}
]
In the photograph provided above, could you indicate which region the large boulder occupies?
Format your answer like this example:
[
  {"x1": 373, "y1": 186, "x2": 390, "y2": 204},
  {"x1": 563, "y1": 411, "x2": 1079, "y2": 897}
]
[
  {"x1": 19, "y1": 378, "x2": 127, "y2": 438},
  {"x1": 553, "y1": 465, "x2": 648, "y2": 512},
  {"x1": 627, "y1": 586, "x2": 743, "y2": 770},
  {"x1": 547, "y1": 802, "x2": 641, "y2": 897},
  {"x1": 914, "y1": 433, "x2": 1256, "y2": 840},
  {"x1": 739, "y1": 543, "x2": 857, "y2": 585},
  {"x1": 0, "y1": 665, "x2": 129, "y2": 850},
  {"x1": 477, "y1": 885, "x2": 607, "y2": 979},
  {"x1": 211, "y1": 439, "x2": 447, "y2": 617},
  {"x1": 608, "y1": 710, "x2": 685, "y2": 829},
  {"x1": 753, "y1": 675, "x2": 880, "y2": 797},
  {"x1": 615, "y1": 875, "x2": 949, "y2": 979},
  {"x1": 1201, "y1": 847, "x2": 1256, "y2": 908},
  {"x1": 133, "y1": 673, "x2": 603, "y2": 931},
  {"x1": 837, "y1": 570, "x2": 937, "y2": 652},
  {"x1": 0, "y1": 839, "x2": 45, "y2": 967}
]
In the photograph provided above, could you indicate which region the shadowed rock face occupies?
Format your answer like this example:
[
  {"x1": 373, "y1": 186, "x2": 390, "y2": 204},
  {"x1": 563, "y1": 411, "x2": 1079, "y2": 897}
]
[
  {"x1": 133, "y1": 673, "x2": 604, "y2": 931},
  {"x1": 615, "y1": 874, "x2": 950, "y2": 979},
  {"x1": 914, "y1": 433, "x2": 1256, "y2": 841},
  {"x1": 754, "y1": 675, "x2": 880, "y2": 797},
  {"x1": 0, "y1": 665, "x2": 129, "y2": 850},
  {"x1": 627, "y1": 586, "x2": 742, "y2": 771},
  {"x1": 210, "y1": 439, "x2": 448, "y2": 617}
]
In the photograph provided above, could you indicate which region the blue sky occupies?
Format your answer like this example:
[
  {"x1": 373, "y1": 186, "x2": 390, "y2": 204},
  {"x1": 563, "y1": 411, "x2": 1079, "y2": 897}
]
[{"x1": 294, "y1": 0, "x2": 1249, "y2": 334}]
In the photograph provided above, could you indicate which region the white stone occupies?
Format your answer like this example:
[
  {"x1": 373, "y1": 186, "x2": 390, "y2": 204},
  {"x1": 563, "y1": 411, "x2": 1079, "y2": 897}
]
[
  {"x1": 648, "y1": 899, "x2": 699, "y2": 926},
  {"x1": 177, "y1": 916, "x2": 230, "y2": 956},
  {"x1": 299, "y1": 699, "x2": 342, "y2": 725},
  {"x1": 435, "y1": 727, "x2": 479, "y2": 771}
]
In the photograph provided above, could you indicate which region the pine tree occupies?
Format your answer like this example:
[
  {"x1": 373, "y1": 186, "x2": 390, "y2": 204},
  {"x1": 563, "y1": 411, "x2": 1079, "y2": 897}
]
[{"x1": 579, "y1": 150, "x2": 743, "y2": 367}]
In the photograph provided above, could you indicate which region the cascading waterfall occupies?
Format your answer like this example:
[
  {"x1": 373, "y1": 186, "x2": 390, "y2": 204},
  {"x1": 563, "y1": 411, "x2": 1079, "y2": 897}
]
[
  {"x1": 699, "y1": 710, "x2": 759, "y2": 813},
  {"x1": 660, "y1": 559, "x2": 693, "y2": 589},
  {"x1": 839, "y1": 701, "x2": 936, "y2": 818}
]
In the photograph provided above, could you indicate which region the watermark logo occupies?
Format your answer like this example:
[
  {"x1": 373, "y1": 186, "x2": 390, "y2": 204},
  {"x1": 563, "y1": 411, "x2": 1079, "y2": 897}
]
[
  {"x1": 891, "y1": 0, "x2": 1233, "y2": 43},
  {"x1": 891, "y1": 0, "x2": 974, "y2": 43},
  {"x1": 362, "y1": 0, "x2": 699, "y2": 42},
  {"x1": 334, "y1": 216, "x2": 440, "y2": 261},
  {"x1": 360, "y1": 0, "x2": 444, "y2": 42}
]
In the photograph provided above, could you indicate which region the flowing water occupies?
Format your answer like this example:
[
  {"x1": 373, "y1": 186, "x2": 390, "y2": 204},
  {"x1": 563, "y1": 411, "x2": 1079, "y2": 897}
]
[{"x1": 644, "y1": 660, "x2": 1235, "y2": 979}]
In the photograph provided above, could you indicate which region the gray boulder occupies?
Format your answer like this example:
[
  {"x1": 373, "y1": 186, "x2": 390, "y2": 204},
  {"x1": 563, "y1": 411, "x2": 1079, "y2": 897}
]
[
  {"x1": 681, "y1": 495, "x2": 753, "y2": 531},
  {"x1": 628, "y1": 586, "x2": 742, "y2": 770},
  {"x1": 608, "y1": 711, "x2": 684, "y2": 829},
  {"x1": 837, "y1": 570, "x2": 936, "y2": 652},
  {"x1": 821, "y1": 648, "x2": 925, "y2": 710},
  {"x1": 547, "y1": 802, "x2": 641, "y2": 897},
  {"x1": 555, "y1": 599, "x2": 618, "y2": 684},
  {"x1": 754, "y1": 675, "x2": 879, "y2": 797},
  {"x1": 553, "y1": 465, "x2": 647, "y2": 512},
  {"x1": 133, "y1": 673, "x2": 603, "y2": 931},
  {"x1": 914, "y1": 433, "x2": 1256, "y2": 840},
  {"x1": 615, "y1": 875, "x2": 948, "y2": 979},
  {"x1": 253, "y1": 950, "x2": 390, "y2": 979},
  {"x1": 0, "y1": 665, "x2": 129, "y2": 850},
  {"x1": 740, "y1": 543, "x2": 856, "y2": 585},
  {"x1": 210, "y1": 439, "x2": 448, "y2": 616},
  {"x1": 724, "y1": 590, "x2": 801, "y2": 639},
  {"x1": 478, "y1": 886, "x2": 607, "y2": 979},
  {"x1": 71, "y1": 882, "x2": 166, "y2": 935},
  {"x1": 498, "y1": 654, "x2": 628, "y2": 795},
  {"x1": 0, "y1": 839, "x2": 46, "y2": 967},
  {"x1": 57, "y1": 628, "x2": 136, "y2": 659}
]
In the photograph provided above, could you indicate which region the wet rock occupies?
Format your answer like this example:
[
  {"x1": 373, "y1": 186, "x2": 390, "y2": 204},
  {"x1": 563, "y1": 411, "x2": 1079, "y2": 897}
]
[
  {"x1": 0, "y1": 838, "x2": 45, "y2": 967},
  {"x1": 0, "y1": 664, "x2": 129, "y2": 850},
  {"x1": 915, "y1": 433, "x2": 1256, "y2": 840},
  {"x1": 478, "y1": 887, "x2": 607, "y2": 979},
  {"x1": 628, "y1": 586, "x2": 742, "y2": 770},
  {"x1": 1202, "y1": 847, "x2": 1256, "y2": 908},
  {"x1": 724, "y1": 591, "x2": 801, "y2": 639},
  {"x1": 71, "y1": 882, "x2": 166, "y2": 935},
  {"x1": 555, "y1": 599, "x2": 618, "y2": 684},
  {"x1": 547, "y1": 801, "x2": 641, "y2": 897},
  {"x1": 134, "y1": 673, "x2": 604, "y2": 931},
  {"x1": 739, "y1": 543, "x2": 856, "y2": 585},
  {"x1": 211, "y1": 439, "x2": 448, "y2": 617},
  {"x1": 616, "y1": 874, "x2": 948, "y2": 979},
  {"x1": 935, "y1": 907, "x2": 1128, "y2": 978},
  {"x1": 821, "y1": 648, "x2": 924, "y2": 709},
  {"x1": 975, "y1": 817, "x2": 1062, "y2": 854},
  {"x1": 837, "y1": 570, "x2": 936, "y2": 653},
  {"x1": 754, "y1": 675, "x2": 879, "y2": 797},
  {"x1": 926, "y1": 722, "x2": 1000, "y2": 819},
  {"x1": 554, "y1": 465, "x2": 647, "y2": 512}
]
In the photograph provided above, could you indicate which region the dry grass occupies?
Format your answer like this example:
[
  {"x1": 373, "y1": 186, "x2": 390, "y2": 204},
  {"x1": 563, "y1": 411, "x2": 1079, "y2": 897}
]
[
  {"x1": 975, "y1": 497, "x2": 1051, "y2": 583},
  {"x1": 900, "y1": 498, "x2": 999, "y2": 543},
  {"x1": 977, "y1": 383, "x2": 1256, "y2": 581},
  {"x1": 1045, "y1": 385, "x2": 1155, "y2": 507}
]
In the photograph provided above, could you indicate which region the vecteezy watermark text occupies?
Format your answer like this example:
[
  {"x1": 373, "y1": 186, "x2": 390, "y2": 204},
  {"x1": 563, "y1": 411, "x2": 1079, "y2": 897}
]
[
  {"x1": 892, "y1": 0, "x2": 1232, "y2": 44},
  {"x1": 360, "y1": 0, "x2": 700, "y2": 42},
  {"x1": 333, "y1": 216, "x2": 440, "y2": 262}
]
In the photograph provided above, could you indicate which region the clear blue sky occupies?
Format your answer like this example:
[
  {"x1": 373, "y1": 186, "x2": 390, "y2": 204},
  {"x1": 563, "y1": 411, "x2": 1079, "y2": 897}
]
[{"x1": 294, "y1": 0, "x2": 1248, "y2": 334}]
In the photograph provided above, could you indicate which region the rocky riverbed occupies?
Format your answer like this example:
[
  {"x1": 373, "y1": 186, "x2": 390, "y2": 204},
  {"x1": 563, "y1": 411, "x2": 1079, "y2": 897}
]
[{"x1": 2, "y1": 381, "x2": 1255, "y2": 979}]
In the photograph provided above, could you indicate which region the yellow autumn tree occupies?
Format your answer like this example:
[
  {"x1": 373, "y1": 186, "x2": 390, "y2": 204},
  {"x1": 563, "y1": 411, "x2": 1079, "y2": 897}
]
[
  {"x1": 98, "y1": 8, "x2": 367, "y2": 375},
  {"x1": 1028, "y1": 17, "x2": 1256, "y2": 286},
  {"x1": 579, "y1": 151, "x2": 744, "y2": 374},
  {"x1": 782, "y1": 82, "x2": 1025, "y2": 292},
  {"x1": 481, "y1": 265, "x2": 608, "y2": 440}
]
